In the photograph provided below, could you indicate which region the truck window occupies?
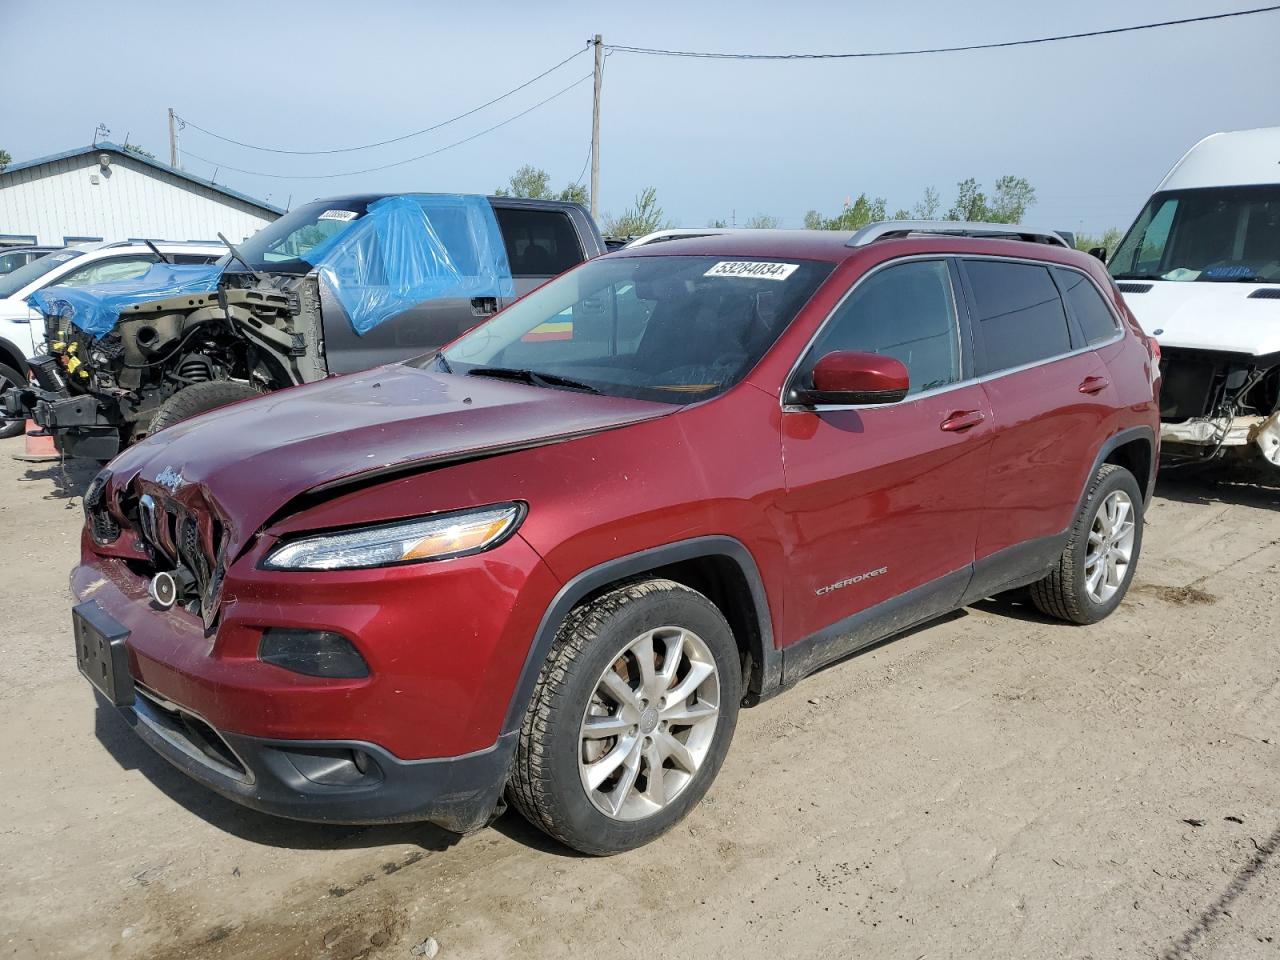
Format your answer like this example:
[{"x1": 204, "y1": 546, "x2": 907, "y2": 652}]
[{"x1": 493, "y1": 208, "x2": 585, "y2": 277}]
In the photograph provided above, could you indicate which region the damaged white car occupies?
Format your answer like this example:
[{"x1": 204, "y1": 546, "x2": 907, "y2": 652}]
[{"x1": 1108, "y1": 125, "x2": 1280, "y2": 469}]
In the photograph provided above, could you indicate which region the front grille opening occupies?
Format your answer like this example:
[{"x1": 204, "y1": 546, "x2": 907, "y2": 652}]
[{"x1": 134, "y1": 685, "x2": 248, "y2": 781}]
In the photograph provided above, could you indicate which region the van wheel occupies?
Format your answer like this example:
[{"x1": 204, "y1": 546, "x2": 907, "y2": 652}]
[
  {"x1": 0, "y1": 363, "x2": 27, "y2": 440},
  {"x1": 148, "y1": 380, "x2": 262, "y2": 435},
  {"x1": 1030, "y1": 463, "x2": 1144, "y2": 624},
  {"x1": 508, "y1": 579, "x2": 741, "y2": 855}
]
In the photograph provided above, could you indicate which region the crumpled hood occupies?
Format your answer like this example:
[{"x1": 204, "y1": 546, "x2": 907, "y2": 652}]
[
  {"x1": 1122, "y1": 281, "x2": 1280, "y2": 355},
  {"x1": 107, "y1": 365, "x2": 673, "y2": 553}
]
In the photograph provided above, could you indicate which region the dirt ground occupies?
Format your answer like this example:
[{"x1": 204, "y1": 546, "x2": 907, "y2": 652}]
[{"x1": 1, "y1": 437, "x2": 1277, "y2": 960}]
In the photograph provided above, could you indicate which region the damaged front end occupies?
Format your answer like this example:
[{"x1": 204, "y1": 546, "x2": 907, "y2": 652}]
[
  {"x1": 1158, "y1": 345, "x2": 1280, "y2": 468},
  {"x1": 20, "y1": 272, "x2": 326, "y2": 460}
]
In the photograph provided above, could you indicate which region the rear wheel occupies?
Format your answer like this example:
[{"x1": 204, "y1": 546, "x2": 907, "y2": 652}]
[
  {"x1": 1030, "y1": 463, "x2": 1143, "y2": 624},
  {"x1": 148, "y1": 380, "x2": 262, "y2": 435},
  {"x1": 508, "y1": 579, "x2": 741, "y2": 855},
  {"x1": 0, "y1": 363, "x2": 28, "y2": 440}
]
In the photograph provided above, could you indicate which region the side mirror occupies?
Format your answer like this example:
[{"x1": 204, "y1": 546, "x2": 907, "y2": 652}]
[
  {"x1": 1088, "y1": 246, "x2": 1107, "y2": 263},
  {"x1": 793, "y1": 350, "x2": 910, "y2": 406}
]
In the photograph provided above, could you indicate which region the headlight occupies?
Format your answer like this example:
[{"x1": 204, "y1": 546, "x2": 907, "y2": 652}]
[{"x1": 262, "y1": 504, "x2": 523, "y2": 571}]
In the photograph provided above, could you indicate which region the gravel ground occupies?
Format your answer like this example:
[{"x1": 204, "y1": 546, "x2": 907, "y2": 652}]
[{"x1": 0, "y1": 437, "x2": 1277, "y2": 960}]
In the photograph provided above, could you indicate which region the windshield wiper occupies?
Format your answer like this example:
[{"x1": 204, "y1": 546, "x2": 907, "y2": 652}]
[
  {"x1": 467, "y1": 366, "x2": 599, "y2": 394},
  {"x1": 217, "y1": 232, "x2": 269, "y2": 283}
]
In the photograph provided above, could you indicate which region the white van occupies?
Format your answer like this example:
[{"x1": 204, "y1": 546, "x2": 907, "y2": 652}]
[{"x1": 1108, "y1": 126, "x2": 1280, "y2": 469}]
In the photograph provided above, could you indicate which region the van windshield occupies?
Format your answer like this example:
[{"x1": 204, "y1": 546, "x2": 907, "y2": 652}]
[
  {"x1": 1109, "y1": 185, "x2": 1280, "y2": 282},
  {"x1": 435, "y1": 255, "x2": 833, "y2": 404}
]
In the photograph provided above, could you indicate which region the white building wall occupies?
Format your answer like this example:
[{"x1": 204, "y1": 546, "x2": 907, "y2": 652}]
[{"x1": 0, "y1": 152, "x2": 277, "y2": 245}]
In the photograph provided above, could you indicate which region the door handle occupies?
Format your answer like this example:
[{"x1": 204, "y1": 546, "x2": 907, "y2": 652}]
[
  {"x1": 940, "y1": 410, "x2": 985, "y2": 432},
  {"x1": 1078, "y1": 375, "x2": 1110, "y2": 395}
]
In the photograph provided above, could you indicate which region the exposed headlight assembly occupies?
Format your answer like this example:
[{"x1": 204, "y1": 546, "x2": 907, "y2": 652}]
[{"x1": 263, "y1": 503, "x2": 523, "y2": 571}]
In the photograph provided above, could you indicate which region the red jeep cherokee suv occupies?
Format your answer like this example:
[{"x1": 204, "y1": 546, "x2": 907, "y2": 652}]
[{"x1": 71, "y1": 223, "x2": 1160, "y2": 854}]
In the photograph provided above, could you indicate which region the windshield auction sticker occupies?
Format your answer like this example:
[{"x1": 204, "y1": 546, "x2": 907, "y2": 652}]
[
  {"x1": 318, "y1": 209, "x2": 359, "y2": 222},
  {"x1": 704, "y1": 261, "x2": 799, "y2": 281}
]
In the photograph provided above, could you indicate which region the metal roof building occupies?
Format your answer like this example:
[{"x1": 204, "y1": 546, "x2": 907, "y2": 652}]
[{"x1": 0, "y1": 142, "x2": 283, "y2": 247}]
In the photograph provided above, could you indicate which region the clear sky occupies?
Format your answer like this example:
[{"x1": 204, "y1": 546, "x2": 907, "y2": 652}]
[{"x1": 2, "y1": 0, "x2": 1277, "y2": 235}]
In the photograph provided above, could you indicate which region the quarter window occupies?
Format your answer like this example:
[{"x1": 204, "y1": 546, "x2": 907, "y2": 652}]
[
  {"x1": 493, "y1": 208, "x2": 585, "y2": 277},
  {"x1": 964, "y1": 260, "x2": 1071, "y2": 374},
  {"x1": 804, "y1": 259, "x2": 961, "y2": 396},
  {"x1": 1055, "y1": 268, "x2": 1118, "y2": 345}
]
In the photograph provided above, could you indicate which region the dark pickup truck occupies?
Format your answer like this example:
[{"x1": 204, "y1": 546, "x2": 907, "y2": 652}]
[{"x1": 8, "y1": 194, "x2": 604, "y2": 459}]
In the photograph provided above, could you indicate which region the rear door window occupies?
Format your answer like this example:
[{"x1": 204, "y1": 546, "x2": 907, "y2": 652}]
[
  {"x1": 493, "y1": 207, "x2": 585, "y2": 277},
  {"x1": 1054, "y1": 268, "x2": 1119, "y2": 345},
  {"x1": 963, "y1": 259, "x2": 1072, "y2": 374}
]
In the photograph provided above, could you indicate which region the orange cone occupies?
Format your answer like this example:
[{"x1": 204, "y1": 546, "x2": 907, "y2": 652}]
[{"x1": 12, "y1": 420, "x2": 59, "y2": 463}]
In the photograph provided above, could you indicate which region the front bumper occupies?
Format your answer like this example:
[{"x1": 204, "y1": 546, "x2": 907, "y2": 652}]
[{"x1": 117, "y1": 680, "x2": 514, "y2": 830}]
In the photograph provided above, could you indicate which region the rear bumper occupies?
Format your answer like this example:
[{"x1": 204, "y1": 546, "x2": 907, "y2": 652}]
[{"x1": 117, "y1": 683, "x2": 513, "y2": 830}]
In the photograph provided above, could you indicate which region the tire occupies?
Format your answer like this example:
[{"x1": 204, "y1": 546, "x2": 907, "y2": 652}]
[
  {"x1": 147, "y1": 380, "x2": 262, "y2": 435},
  {"x1": 0, "y1": 363, "x2": 28, "y2": 440},
  {"x1": 508, "y1": 578, "x2": 742, "y2": 855},
  {"x1": 1030, "y1": 463, "x2": 1144, "y2": 624}
]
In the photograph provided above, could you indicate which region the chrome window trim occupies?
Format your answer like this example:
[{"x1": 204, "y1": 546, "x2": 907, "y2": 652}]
[{"x1": 780, "y1": 253, "x2": 1123, "y2": 413}]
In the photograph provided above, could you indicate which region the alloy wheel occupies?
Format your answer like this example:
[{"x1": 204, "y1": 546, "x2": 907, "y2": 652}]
[
  {"x1": 577, "y1": 626, "x2": 721, "y2": 821},
  {"x1": 1085, "y1": 489, "x2": 1136, "y2": 603}
]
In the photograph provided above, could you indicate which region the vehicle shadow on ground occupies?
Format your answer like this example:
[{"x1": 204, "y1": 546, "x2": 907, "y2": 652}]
[
  {"x1": 92, "y1": 702, "x2": 463, "y2": 853},
  {"x1": 1155, "y1": 467, "x2": 1280, "y2": 511},
  {"x1": 15, "y1": 457, "x2": 98, "y2": 501}
]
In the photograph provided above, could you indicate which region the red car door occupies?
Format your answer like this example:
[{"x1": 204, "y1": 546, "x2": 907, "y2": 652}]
[
  {"x1": 778, "y1": 258, "x2": 993, "y2": 666},
  {"x1": 958, "y1": 257, "x2": 1116, "y2": 584}
]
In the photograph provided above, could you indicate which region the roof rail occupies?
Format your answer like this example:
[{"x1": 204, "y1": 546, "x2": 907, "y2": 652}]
[{"x1": 847, "y1": 220, "x2": 1070, "y2": 248}]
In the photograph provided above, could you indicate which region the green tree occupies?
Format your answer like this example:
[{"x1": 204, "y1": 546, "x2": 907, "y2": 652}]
[
  {"x1": 912, "y1": 186, "x2": 941, "y2": 220},
  {"x1": 123, "y1": 142, "x2": 156, "y2": 161},
  {"x1": 707, "y1": 218, "x2": 729, "y2": 228},
  {"x1": 988, "y1": 175, "x2": 1036, "y2": 223},
  {"x1": 1073, "y1": 227, "x2": 1123, "y2": 255},
  {"x1": 601, "y1": 187, "x2": 667, "y2": 237},
  {"x1": 947, "y1": 178, "x2": 988, "y2": 221},
  {"x1": 494, "y1": 163, "x2": 587, "y2": 205},
  {"x1": 0, "y1": 149, "x2": 11, "y2": 173},
  {"x1": 745, "y1": 214, "x2": 780, "y2": 229},
  {"x1": 805, "y1": 193, "x2": 887, "y2": 231}
]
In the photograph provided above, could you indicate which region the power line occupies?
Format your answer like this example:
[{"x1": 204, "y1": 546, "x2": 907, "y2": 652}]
[
  {"x1": 182, "y1": 74, "x2": 593, "y2": 180},
  {"x1": 606, "y1": 4, "x2": 1280, "y2": 59},
  {"x1": 177, "y1": 46, "x2": 588, "y2": 155}
]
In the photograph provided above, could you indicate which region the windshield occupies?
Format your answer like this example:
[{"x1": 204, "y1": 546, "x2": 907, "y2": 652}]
[
  {"x1": 230, "y1": 199, "x2": 371, "y2": 273},
  {"x1": 1109, "y1": 185, "x2": 1280, "y2": 282},
  {"x1": 0, "y1": 249, "x2": 82, "y2": 299},
  {"x1": 435, "y1": 255, "x2": 834, "y2": 403}
]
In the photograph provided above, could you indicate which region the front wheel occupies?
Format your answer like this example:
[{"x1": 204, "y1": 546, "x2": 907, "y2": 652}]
[
  {"x1": 1031, "y1": 463, "x2": 1144, "y2": 624},
  {"x1": 508, "y1": 579, "x2": 741, "y2": 855},
  {"x1": 0, "y1": 363, "x2": 28, "y2": 440},
  {"x1": 147, "y1": 380, "x2": 262, "y2": 436}
]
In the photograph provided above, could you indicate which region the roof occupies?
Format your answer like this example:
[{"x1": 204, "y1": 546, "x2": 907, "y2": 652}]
[
  {"x1": 613, "y1": 227, "x2": 1099, "y2": 270},
  {"x1": 0, "y1": 142, "x2": 285, "y2": 215},
  {"x1": 1158, "y1": 125, "x2": 1280, "y2": 192}
]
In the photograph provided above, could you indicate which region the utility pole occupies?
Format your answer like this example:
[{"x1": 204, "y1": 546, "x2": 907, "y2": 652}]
[
  {"x1": 590, "y1": 34, "x2": 603, "y2": 222},
  {"x1": 167, "y1": 107, "x2": 180, "y2": 169}
]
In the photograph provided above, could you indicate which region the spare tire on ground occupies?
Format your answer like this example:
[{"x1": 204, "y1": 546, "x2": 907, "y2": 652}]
[{"x1": 148, "y1": 380, "x2": 263, "y2": 436}]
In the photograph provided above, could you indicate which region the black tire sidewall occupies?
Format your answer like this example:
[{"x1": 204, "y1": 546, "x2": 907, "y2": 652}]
[
  {"x1": 149, "y1": 381, "x2": 261, "y2": 435},
  {"x1": 0, "y1": 363, "x2": 28, "y2": 440},
  {"x1": 539, "y1": 588, "x2": 741, "y2": 854},
  {"x1": 1068, "y1": 467, "x2": 1144, "y2": 622}
]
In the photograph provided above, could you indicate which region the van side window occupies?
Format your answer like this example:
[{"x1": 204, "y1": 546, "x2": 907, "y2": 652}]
[
  {"x1": 805, "y1": 259, "x2": 961, "y2": 395},
  {"x1": 493, "y1": 208, "x2": 585, "y2": 277},
  {"x1": 1055, "y1": 268, "x2": 1119, "y2": 345},
  {"x1": 964, "y1": 260, "x2": 1071, "y2": 374}
]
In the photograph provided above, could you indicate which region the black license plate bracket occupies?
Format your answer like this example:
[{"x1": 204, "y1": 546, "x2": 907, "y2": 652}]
[{"x1": 73, "y1": 600, "x2": 134, "y2": 707}]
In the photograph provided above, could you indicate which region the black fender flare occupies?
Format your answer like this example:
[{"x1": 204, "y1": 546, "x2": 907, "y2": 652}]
[
  {"x1": 499, "y1": 535, "x2": 781, "y2": 738},
  {"x1": 0, "y1": 336, "x2": 31, "y2": 378},
  {"x1": 1082, "y1": 424, "x2": 1157, "y2": 510}
]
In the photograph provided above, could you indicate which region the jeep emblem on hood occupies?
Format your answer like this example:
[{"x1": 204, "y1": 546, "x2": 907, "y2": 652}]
[{"x1": 155, "y1": 466, "x2": 185, "y2": 493}]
